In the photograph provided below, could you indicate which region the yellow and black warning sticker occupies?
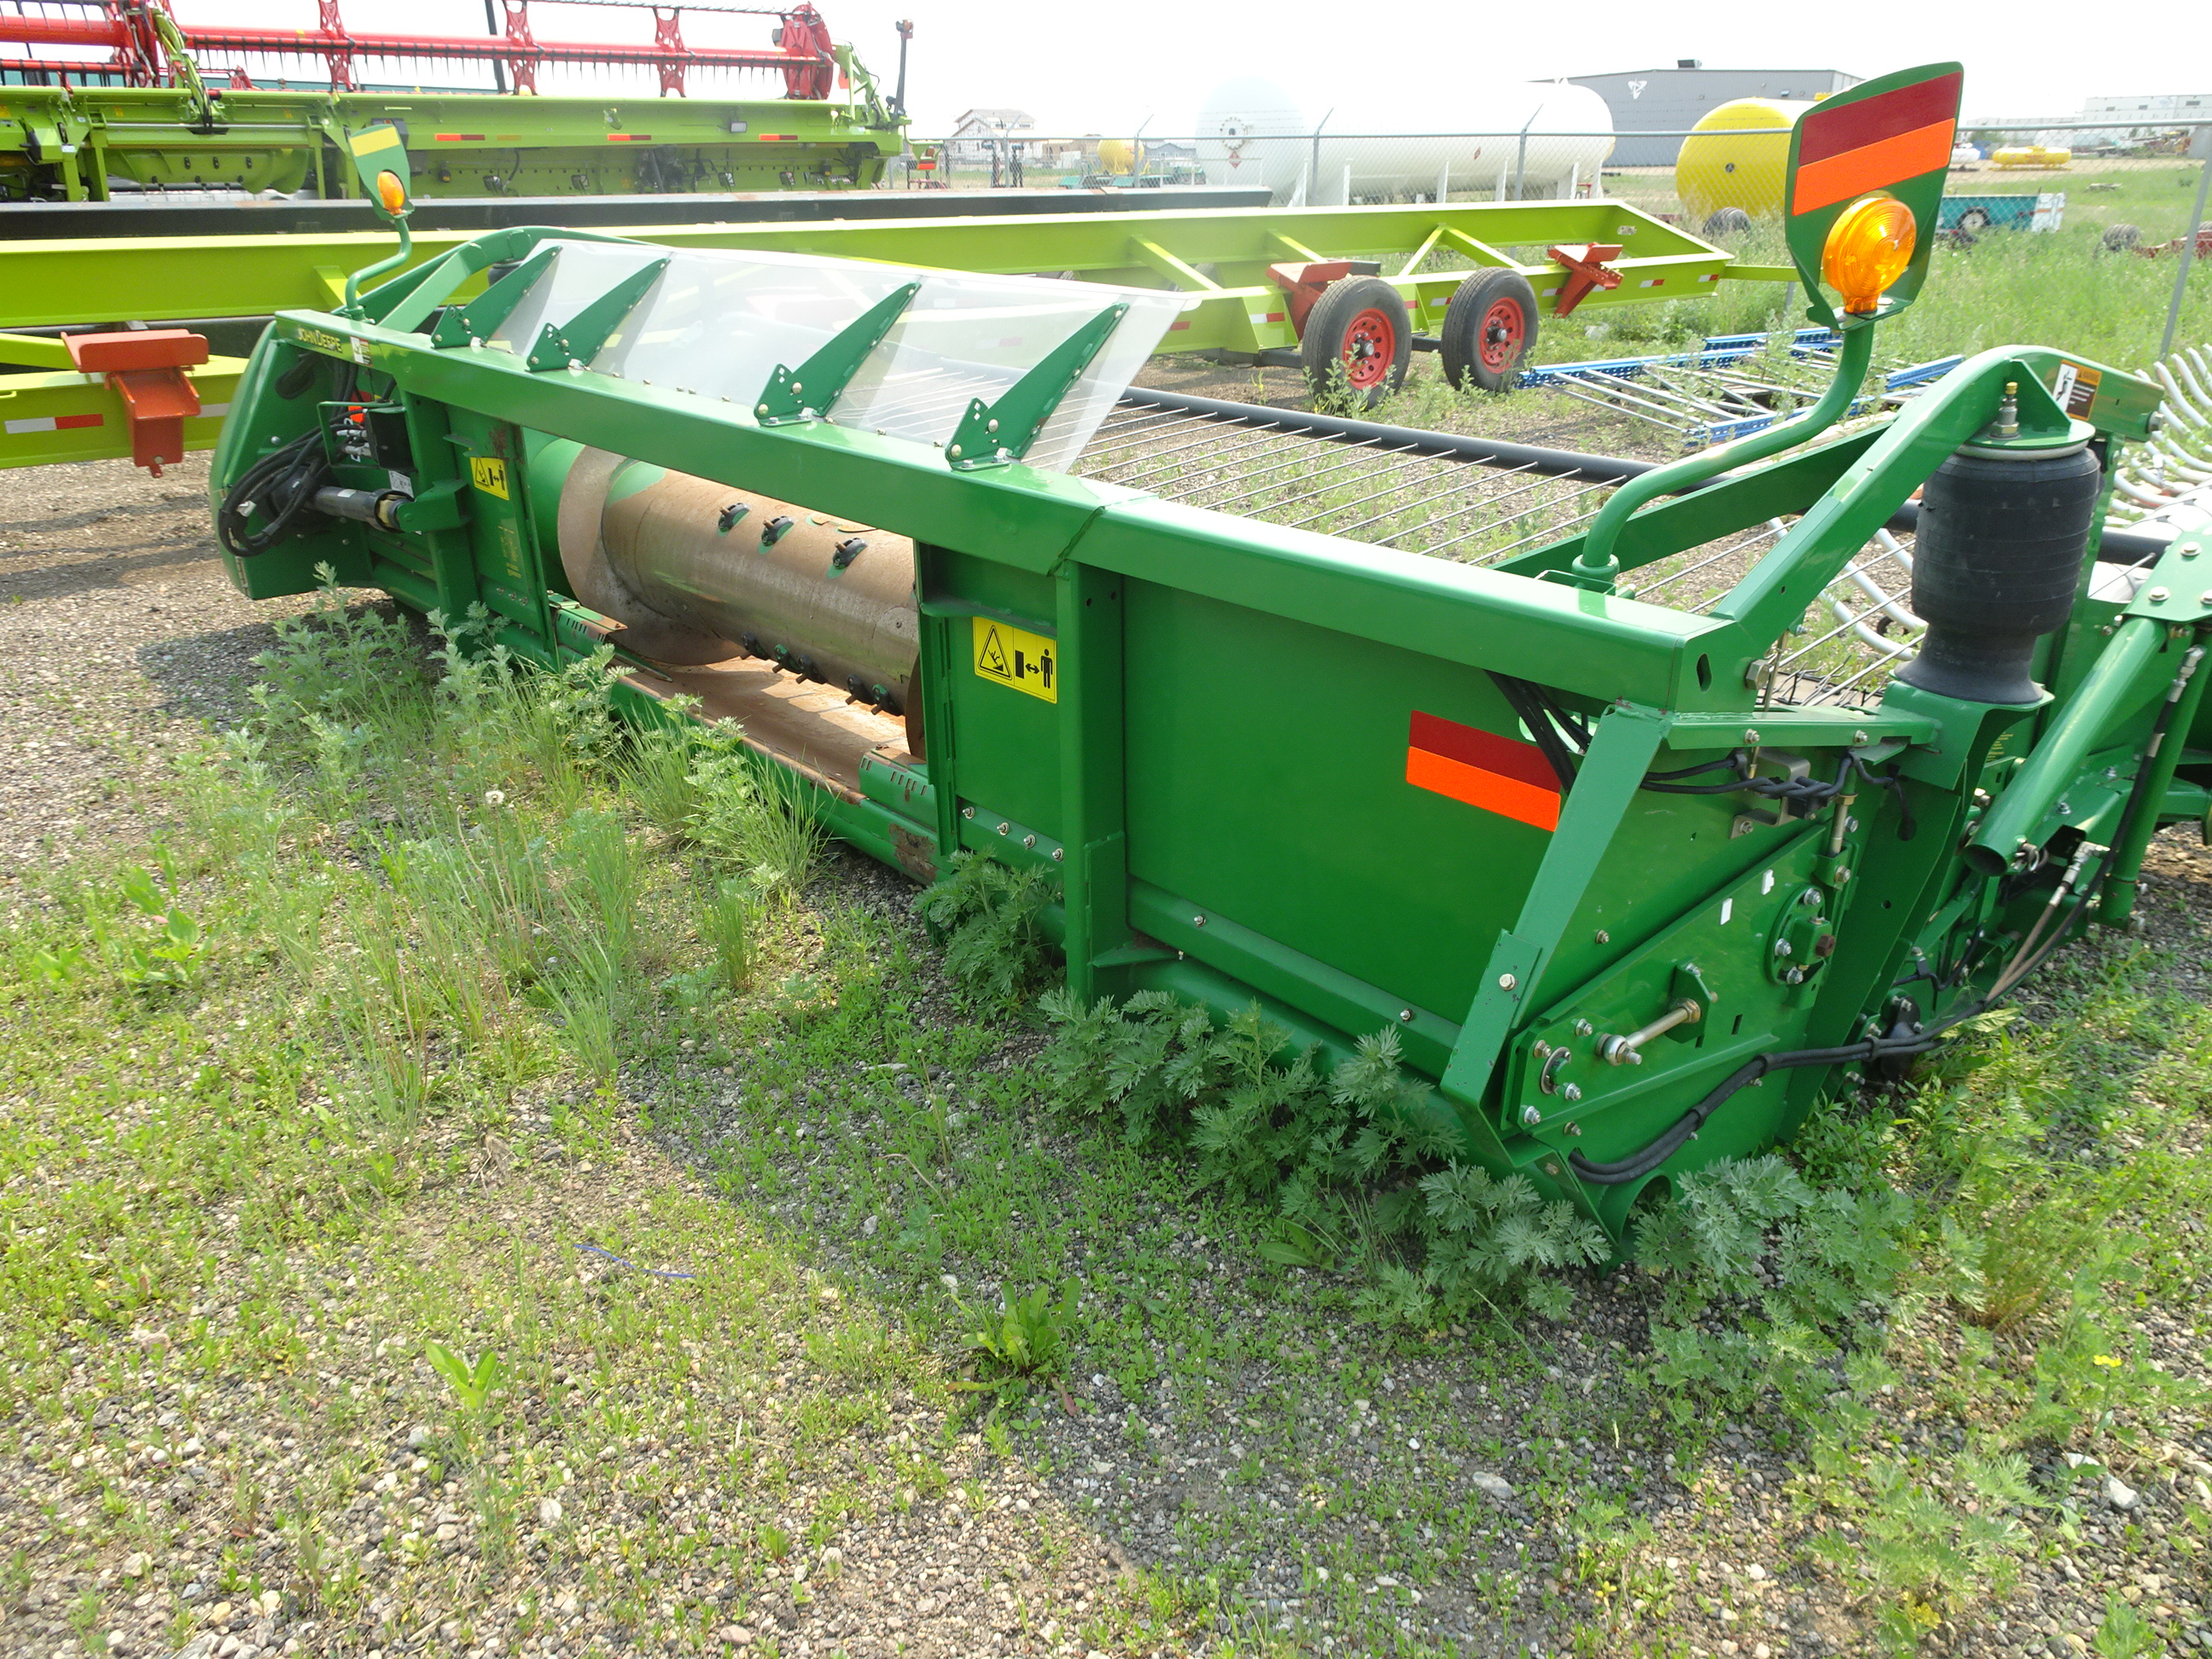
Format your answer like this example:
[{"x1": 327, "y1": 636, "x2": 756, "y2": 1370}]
[
  {"x1": 2051, "y1": 360, "x2": 2101, "y2": 419},
  {"x1": 970, "y1": 615, "x2": 1057, "y2": 703},
  {"x1": 469, "y1": 457, "x2": 509, "y2": 499}
]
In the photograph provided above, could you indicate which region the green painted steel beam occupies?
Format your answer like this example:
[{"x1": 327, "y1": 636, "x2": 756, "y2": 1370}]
[
  {"x1": 0, "y1": 201, "x2": 1750, "y2": 342},
  {"x1": 0, "y1": 358, "x2": 243, "y2": 469}
]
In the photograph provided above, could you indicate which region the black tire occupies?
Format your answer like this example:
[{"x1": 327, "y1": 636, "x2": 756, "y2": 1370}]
[
  {"x1": 1701, "y1": 207, "x2": 1752, "y2": 239},
  {"x1": 2101, "y1": 223, "x2": 2141, "y2": 252},
  {"x1": 1439, "y1": 268, "x2": 1540, "y2": 393},
  {"x1": 1958, "y1": 207, "x2": 1992, "y2": 231},
  {"x1": 1298, "y1": 276, "x2": 1412, "y2": 408}
]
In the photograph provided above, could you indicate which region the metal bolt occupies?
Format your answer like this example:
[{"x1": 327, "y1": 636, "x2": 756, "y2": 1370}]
[
  {"x1": 1784, "y1": 967, "x2": 1805, "y2": 985},
  {"x1": 1562, "y1": 1084, "x2": 1583, "y2": 1103},
  {"x1": 1853, "y1": 730, "x2": 1870, "y2": 746},
  {"x1": 2149, "y1": 588, "x2": 2170, "y2": 604},
  {"x1": 790, "y1": 380, "x2": 803, "y2": 394},
  {"x1": 1773, "y1": 939, "x2": 1793, "y2": 957},
  {"x1": 1498, "y1": 973, "x2": 1517, "y2": 991},
  {"x1": 1193, "y1": 914, "x2": 1208, "y2": 928},
  {"x1": 1564, "y1": 1122, "x2": 1582, "y2": 1138},
  {"x1": 1398, "y1": 1009, "x2": 1414, "y2": 1023},
  {"x1": 2057, "y1": 800, "x2": 2071, "y2": 816},
  {"x1": 2179, "y1": 541, "x2": 2200, "y2": 558},
  {"x1": 1022, "y1": 833, "x2": 1037, "y2": 849},
  {"x1": 1743, "y1": 728, "x2": 1761, "y2": 744},
  {"x1": 1051, "y1": 847, "x2": 1064, "y2": 862},
  {"x1": 960, "y1": 806, "x2": 975, "y2": 819},
  {"x1": 987, "y1": 417, "x2": 1000, "y2": 434},
  {"x1": 1543, "y1": 1161, "x2": 1562, "y2": 1177},
  {"x1": 757, "y1": 403, "x2": 770, "y2": 416},
  {"x1": 996, "y1": 822, "x2": 1010, "y2": 835},
  {"x1": 1573, "y1": 1018, "x2": 1593, "y2": 1037},
  {"x1": 1520, "y1": 1105, "x2": 1543, "y2": 1126},
  {"x1": 1593, "y1": 928, "x2": 1610, "y2": 945},
  {"x1": 2201, "y1": 591, "x2": 2212, "y2": 607},
  {"x1": 1533, "y1": 1041, "x2": 1553, "y2": 1059},
  {"x1": 948, "y1": 444, "x2": 963, "y2": 458}
]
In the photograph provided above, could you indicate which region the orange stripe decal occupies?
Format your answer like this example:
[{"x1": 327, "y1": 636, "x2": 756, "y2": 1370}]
[
  {"x1": 1791, "y1": 118, "x2": 1956, "y2": 215},
  {"x1": 1406, "y1": 748, "x2": 1561, "y2": 831}
]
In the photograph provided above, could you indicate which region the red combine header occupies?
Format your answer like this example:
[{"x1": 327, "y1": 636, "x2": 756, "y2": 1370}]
[{"x1": 0, "y1": 0, "x2": 841, "y2": 97}]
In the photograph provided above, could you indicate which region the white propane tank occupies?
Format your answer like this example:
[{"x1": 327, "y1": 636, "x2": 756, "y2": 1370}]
[{"x1": 1195, "y1": 76, "x2": 1615, "y2": 207}]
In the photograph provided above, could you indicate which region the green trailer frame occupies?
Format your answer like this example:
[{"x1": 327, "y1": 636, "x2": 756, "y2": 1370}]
[
  {"x1": 198, "y1": 186, "x2": 2209, "y2": 1245},
  {"x1": 2, "y1": 200, "x2": 1784, "y2": 469},
  {"x1": 0, "y1": 74, "x2": 901, "y2": 203}
]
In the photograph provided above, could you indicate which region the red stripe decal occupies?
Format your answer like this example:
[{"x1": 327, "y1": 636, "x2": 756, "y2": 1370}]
[
  {"x1": 55, "y1": 412, "x2": 107, "y2": 430},
  {"x1": 433, "y1": 133, "x2": 486, "y2": 142},
  {"x1": 1408, "y1": 711, "x2": 1557, "y2": 792},
  {"x1": 1797, "y1": 73, "x2": 1961, "y2": 166}
]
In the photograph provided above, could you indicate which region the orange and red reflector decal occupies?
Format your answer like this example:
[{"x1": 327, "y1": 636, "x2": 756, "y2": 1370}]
[
  {"x1": 1406, "y1": 712, "x2": 1560, "y2": 832},
  {"x1": 1790, "y1": 70, "x2": 1960, "y2": 216}
]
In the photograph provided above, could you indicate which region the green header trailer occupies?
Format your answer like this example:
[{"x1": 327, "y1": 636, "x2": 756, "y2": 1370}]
[
  {"x1": 2, "y1": 195, "x2": 1777, "y2": 471},
  {"x1": 193, "y1": 65, "x2": 2211, "y2": 1247}
]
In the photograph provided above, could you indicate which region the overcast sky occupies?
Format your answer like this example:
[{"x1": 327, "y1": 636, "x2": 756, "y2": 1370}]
[{"x1": 14, "y1": 0, "x2": 2207, "y2": 132}]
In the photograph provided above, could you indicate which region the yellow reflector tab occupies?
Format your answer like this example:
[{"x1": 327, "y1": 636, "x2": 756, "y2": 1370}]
[{"x1": 1821, "y1": 194, "x2": 1916, "y2": 315}]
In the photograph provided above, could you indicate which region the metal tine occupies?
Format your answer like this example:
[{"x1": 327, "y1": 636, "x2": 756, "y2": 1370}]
[
  {"x1": 1081, "y1": 416, "x2": 1284, "y2": 473},
  {"x1": 1279, "y1": 454, "x2": 1473, "y2": 529},
  {"x1": 1557, "y1": 373, "x2": 1706, "y2": 428},
  {"x1": 1080, "y1": 410, "x2": 1231, "y2": 457},
  {"x1": 1190, "y1": 438, "x2": 1412, "y2": 510},
  {"x1": 1639, "y1": 368, "x2": 1754, "y2": 419},
  {"x1": 1094, "y1": 422, "x2": 1300, "y2": 486},
  {"x1": 1236, "y1": 445, "x2": 1441, "y2": 519},
  {"x1": 1152, "y1": 438, "x2": 1353, "y2": 503},
  {"x1": 1433, "y1": 480, "x2": 1615, "y2": 561},
  {"x1": 1638, "y1": 519, "x2": 1790, "y2": 597},
  {"x1": 1773, "y1": 602, "x2": 1888, "y2": 668},
  {"x1": 1355, "y1": 463, "x2": 1552, "y2": 541},
  {"x1": 1330, "y1": 460, "x2": 1542, "y2": 538},
  {"x1": 1543, "y1": 375, "x2": 1677, "y2": 427}
]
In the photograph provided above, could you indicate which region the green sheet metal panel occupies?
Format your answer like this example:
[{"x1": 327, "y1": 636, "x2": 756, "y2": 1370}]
[{"x1": 1119, "y1": 577, "x2": 1551, "y2": 1024}]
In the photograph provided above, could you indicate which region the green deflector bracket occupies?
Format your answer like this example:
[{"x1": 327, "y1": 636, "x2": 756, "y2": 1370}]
[
  {"x1": 755, "y1": 280, "x2": 921, "y2": 426},
  {"x1": 525, "y1": 257, "x2": 671, "y2": 373},
  {"x1": 434, "y1": 245, "x2": 560, "y2": 348},
  {"x1": 944, "y1": 302, "x2": 1128, "y2": 470}
]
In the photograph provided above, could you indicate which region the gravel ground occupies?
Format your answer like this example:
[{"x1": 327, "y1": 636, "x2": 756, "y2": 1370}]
[{"x1": 4, "y1": 445, "x2": 2210, "y2": 1659}]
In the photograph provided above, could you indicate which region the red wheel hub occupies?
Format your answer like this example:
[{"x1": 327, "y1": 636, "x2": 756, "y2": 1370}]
[
  {"x1": 1478, "y1": 297, "x2": 1526, "y2": 372},
  {"x1": 1340, "y1": 306, "x2": 1397, "y2": 389}
]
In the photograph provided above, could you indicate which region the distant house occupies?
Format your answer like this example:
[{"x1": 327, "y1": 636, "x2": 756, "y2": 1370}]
[
  {"x1": 947, "y1": 108, "x2": 1034, "y2": 165},
  {"x1": 1567, "y1": 62, "x2": 1862, "y2": 166}
]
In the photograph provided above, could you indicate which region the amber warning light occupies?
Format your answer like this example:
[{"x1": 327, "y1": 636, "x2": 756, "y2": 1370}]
[
  {"x1": 1822, "y1": 194, "x2": 1917, "y2": 315},
  {"x1": 375, "y1": 169, "x2": 408, "y2": 216}
]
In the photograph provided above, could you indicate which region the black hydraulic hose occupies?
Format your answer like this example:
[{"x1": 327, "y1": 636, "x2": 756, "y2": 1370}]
[
  {"x1": 1569, "y1": 669, "x2": 2195, "y2": 1187},
  {"x1": 216, "y1": 431, "x2": 330, "y2": 559}
]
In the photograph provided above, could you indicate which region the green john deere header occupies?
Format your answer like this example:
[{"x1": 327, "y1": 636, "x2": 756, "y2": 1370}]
[{"x1": 196, "y1": 64, "x2": 2208, "y2": 1247}]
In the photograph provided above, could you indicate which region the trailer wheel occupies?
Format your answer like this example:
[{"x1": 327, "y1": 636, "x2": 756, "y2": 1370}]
[
  {"x1": 1300, "y1": 276, "x2": 1412, "y2": 407},
  {"x1": 1958, "y1": 207, "x2": 1992, "y2": 231},
  {"x1": 1440, "y1": 269, "x2": 1540, "y2": 393}
]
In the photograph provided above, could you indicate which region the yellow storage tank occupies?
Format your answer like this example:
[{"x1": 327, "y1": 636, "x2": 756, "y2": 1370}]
[
  {"x1": 1992, "y1": 146, "x2": 2070, "y2": 170},
  {"x1": 1675, "y1": 97, "x2": 1811, "y2": 224},
  {"x1": 1096, "y1": 138, "x2": 1146, "y2": 177}
]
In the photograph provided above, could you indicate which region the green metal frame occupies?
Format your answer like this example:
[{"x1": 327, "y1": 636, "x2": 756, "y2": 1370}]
[
  {"x1": 196, "y1": 216, "x2": 2210, "y2": 1248},
  {"x1": 0, "y1": 199, "x2": 1761, "y2": 350},
  {"x1": 0, "y1": 83, "x2": 901, "y2": 205}
]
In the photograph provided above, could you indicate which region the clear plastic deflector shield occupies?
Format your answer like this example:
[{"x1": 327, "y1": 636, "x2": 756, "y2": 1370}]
[{"x1": 482, "y1": 240, "x2": 1190, "y2": 472}]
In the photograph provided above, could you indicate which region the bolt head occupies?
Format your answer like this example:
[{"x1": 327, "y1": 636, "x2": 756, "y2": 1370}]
[
  {"x1": 1499, "y1": 973, "x2": 1518, "y2": 991},
  {"x1": 1399, "y1": 1009, "x2": 1414, "y2": 1023},
  {"x1": 1593, "y1": 928, "x2": 1610, "y2": 944},
  {"x1": 996, "y1": 822, "x2": 1010, "y2": 835},
  {"x1": 757, "y1": 404, "x2": 770, "y2": 416},
  {"x1": 948, "y1": 444, "x2": 963, "y2": 458},
  {"x1": 1562, "y1": 1084, "x2": 1583, "y2": 1103},
  {"x1": 1051, "y1": 847, "x2": 1064, "y2": 862},
  {"x1": 1520, "y1": 1104, "x2": 1543, "y2": 1126},
  {"x1": 960, "y1": 806, "x2": 975, "y2": 819},
  {"x1": 1743, "y1": 728, "x2": 1761, "y2": 744},
  {"x1": 1193, "y1": 914, "x2": 1208, "y2": 928},
  {"x1": 987, "y1": 417, "x2": 999, "y2": 434},
  {"x1": 1784, "y1": 967, "x2": 1805, "y2": 984},
  {"x1": 1853, "y1": 730, "x2": 1870, "y2": 746}
]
